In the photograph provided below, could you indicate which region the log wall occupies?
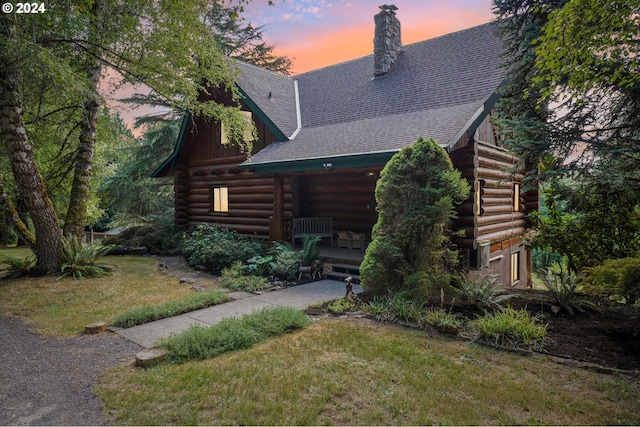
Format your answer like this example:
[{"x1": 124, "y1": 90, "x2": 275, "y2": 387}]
[
  {"x1": 450, "y1": 136, "x2": 537, "y2": 251},
  {"x1": 297, "y1": 168, "x2": 380, "y2": 234},
  {"x1": 174, "y1": 156, "x2": 292, "y2": 237}
]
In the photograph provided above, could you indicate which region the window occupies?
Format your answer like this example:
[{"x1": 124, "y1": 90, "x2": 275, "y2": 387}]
[
  {"x1": 510, "y1": 251, "x2": 520, "y2": 284},
  {"x1": 220, "y1": 111, "x2": 254, "y2": 145},
  {"x1": 513, "y1": 182, "x2": 521, "y2": 212},
  {"x1": 212, "y1": 186, "x2": 228, "y2": 213}
]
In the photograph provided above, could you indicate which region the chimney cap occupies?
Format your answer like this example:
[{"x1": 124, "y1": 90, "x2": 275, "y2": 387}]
[{"x1": 379, "y1": 4, "x2": 398, "y2": 12}]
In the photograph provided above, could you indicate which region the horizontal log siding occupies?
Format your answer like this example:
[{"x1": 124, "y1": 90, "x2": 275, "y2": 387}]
[
  {"x1": 298, "y1": 169, "x2": 380, "y2": 234},
  {"x1": 180, "y1": 158, "x2": 292, "y2": 237},
  {"x1": 451, "y1": 139, "x2": 536, "y2": 250}
]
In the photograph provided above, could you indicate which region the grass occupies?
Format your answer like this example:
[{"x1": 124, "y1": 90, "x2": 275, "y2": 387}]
[
  {"x1": 113, "y1": 290, "x2": 230, "y2": 328},
  {"x1": 0, "y1": 248, "x2": 221, "y2": 336},
  {"x1": 2, "y1": 249, "x2": 639, "y2": 425},
  {"x1": 157, "y1": 307, "x2": 312, "y2": 363},
  {"x1": 96, "y1": 318, "x2": 640, "y2": 426}
]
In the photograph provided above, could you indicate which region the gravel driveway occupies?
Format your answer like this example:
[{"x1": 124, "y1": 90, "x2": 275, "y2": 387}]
[{"x1": 0, "y1": 316, "x2": 141, "y2": 426}]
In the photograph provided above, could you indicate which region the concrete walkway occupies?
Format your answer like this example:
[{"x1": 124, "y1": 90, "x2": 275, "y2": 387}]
[{"x1": 115, "y1": 280, "x2": 361, "y2": 348}]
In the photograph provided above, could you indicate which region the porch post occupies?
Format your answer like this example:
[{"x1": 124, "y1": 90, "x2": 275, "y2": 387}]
[{"x1": 271, "y1": 176, "x2": 285, "y2": 241}]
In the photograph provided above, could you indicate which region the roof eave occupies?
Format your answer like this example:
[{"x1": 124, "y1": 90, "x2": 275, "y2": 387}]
[
  {"x1": 151, "y1": 113, "x2": 191, "y2": 177},
  {"x1": 240, "y1": 150, "x2": 399, "y2": 174}
]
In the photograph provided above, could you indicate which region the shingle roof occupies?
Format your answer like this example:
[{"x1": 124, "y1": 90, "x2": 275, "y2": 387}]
[
  {"x1": 238, "y1": 22, "x2": 505, "y2": 171},
  {"x1": 234, "y1": 61, "x2": 299, "y2": 139}
]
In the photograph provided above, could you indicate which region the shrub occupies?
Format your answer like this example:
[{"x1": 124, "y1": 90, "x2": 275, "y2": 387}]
[
  {"x1": 219, "y1": 261, "x2": 272, "y2": 293},
  {"x1": 157, "y1": 307, "x2": 312, "y2": 363},
  {"x1": 268, "y1": 242, "x2": 300, "y2": 280},
  {"x1": 580, "y1": 257, "x2": 640, "y2": 305},
  {"x1": 452, "y1": 272, "x2": 513, "y2": 313},
  {"x1": 182, "y1": 224, "x2": 262, "y2": 271},
  {"x1": 327, "y1": 296, "x2": 360, "y2": 315},
  {"x1": 113, "y1": 290, "x2": 230, "y2": 328},
  {"x1": 103, "y1": 225, "x2": 183, "y2": 254},
  {"x1": 468, "y1": 308, "x2": 547, "y2": 351},
  {"x1": 360, "y1": 137, "x2": 470, "y2": 297},
  {"x1": 245, "y1": 255, "x2": 275, "y2": 276},
  {"x1": 539, "y1": 264, "x2": 598, "y2": 315},
  {"x1": 59, "y1": 237, "x2": 111, "y2": 280}
]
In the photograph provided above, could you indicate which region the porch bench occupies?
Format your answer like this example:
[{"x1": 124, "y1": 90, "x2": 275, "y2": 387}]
[{"x1": 291, "y1": 217, "x2": 333, "y2": 246}]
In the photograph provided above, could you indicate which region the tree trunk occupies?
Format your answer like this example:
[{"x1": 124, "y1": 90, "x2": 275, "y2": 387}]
[
  {"x1": 0, "y1": 181, "x2": 36, "y2": 249},
  {"x1": 0, "y1": 14, "x2": 61, "y2": 273},
  {"x1": 63, "y1": 0, "x2": 104, "y2": 241}
]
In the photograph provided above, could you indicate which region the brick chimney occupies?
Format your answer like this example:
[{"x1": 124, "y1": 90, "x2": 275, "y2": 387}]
[{"x1": 373, "y1": 4, "x2": 402, "y2": 77}]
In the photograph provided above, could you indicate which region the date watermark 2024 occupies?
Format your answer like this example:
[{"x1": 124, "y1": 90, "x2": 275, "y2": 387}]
[{"x1": 2, "y1": 2, "x2": 47, "y2": 13}]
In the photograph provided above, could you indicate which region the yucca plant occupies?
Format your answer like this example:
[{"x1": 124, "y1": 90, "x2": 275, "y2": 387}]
[
  {"x1": 539, "y1": 263, "x2": 598, "y2": 316},
  {"x1": 452, "y1": 272, "x2": 513, "y2": 313},
  {"x1": 58, "y1": 236, "x2": 112, "y2": 280}
]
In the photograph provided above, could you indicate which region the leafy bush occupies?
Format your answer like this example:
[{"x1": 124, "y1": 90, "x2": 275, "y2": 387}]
[
  {"x1": 468, "y1": 308, "x2": 546, "y2": 351},
  {"x1": 59, "y1": 237, "x2": 111, "y2": 280},
  {"x1": 0, "y1": 254, "x2": 38, "y2": 278},
  {"x1": 269, "y1": 242, "x2": 299, "y2": 280},
  {"x1": 245, "y1": 255, "x2": 275, "y2": 276},
  {"x1": 452, "y1": 273, "x2": 513, "y2": 313},
  {"x1": 182, "y1": 224, "x2": 262, "y2": 271},
  {"x1": 539, "y1": 264, "x2": 598, "y2": 315},
  {"x1": 157, "y1": 307, "x2": 312, "y2": 363},
  {"x1": 219, "y1": 261, "x2": 272, "y2": 293},
  {"x1": 113, "y1": 290, "x2": 230, "y2": 328},
  {"x1": 327, "y1": 295, "x2": 360, "y2": 315},
  {"x1": 103, "y1": 225, "x2": 183, "y2": 254},
  {"x1": 579, "y1": 257, "x2": 640, "y2": 305}
]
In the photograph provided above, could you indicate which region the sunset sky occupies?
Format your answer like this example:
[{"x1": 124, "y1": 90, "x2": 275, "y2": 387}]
[{"x1": 240, "y1": 0, "x2": 496, "y2": 74}]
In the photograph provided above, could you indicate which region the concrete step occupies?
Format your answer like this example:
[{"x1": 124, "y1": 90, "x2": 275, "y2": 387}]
[{"x1": 330, "y1": 263, "x2": 361, "y2": 274}]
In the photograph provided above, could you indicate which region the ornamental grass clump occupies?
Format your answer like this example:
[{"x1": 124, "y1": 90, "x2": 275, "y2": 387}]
[
  {"x1": 468, "y1": 307, "x2": 547, "y2": 351},
  {"x1": 452, "y1": 272, "x2": 513, "y2": 313}
]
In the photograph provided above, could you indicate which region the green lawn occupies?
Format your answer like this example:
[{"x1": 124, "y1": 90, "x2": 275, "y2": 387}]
[
  {"x1": 2, "y1": 248, "x2": 639, "y2": 425},
  {"x1": 97, "y1": 319, "x2": 640, "y2": 425},
  {"x1": 0, "y1": 248, "x2": 221, "y2": 336}
]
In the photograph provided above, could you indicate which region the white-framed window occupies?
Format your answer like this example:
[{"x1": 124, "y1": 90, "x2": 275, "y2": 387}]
[
  {"x1": 220, "y1": 110, "x2": 254, "y2": 145},
  {"x1": 513, "y1": 182, "x2": 521, "y2": 212},
  {"x1": 510, "y1": 250, "x2": 520, "y2": 284},
  {"x1": 212, "y1": 186, "x2": 229, "y2": 213}
]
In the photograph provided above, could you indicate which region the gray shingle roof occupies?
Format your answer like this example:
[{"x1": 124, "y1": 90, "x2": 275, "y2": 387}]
[
  {"x1": 234, "y1": 61, "x2": 299, "y2": 138},
  {"x1": 237, "y1": 22, "x2": 505, "y2": 170}
]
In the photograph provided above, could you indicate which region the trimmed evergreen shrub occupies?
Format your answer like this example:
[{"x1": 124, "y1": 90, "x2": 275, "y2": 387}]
[{"x1": 360, "y1": 137, "x2": 470, "y2": 297}]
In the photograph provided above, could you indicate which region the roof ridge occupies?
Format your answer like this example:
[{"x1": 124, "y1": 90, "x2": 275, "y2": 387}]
[{"x1": 293, "y1": 21, "x2": 495, "y2": 78}]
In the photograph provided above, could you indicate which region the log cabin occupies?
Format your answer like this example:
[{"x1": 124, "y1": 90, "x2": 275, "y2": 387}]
[{"x1": 153, "y1": 5, "x2": 538, "y2": 288}]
